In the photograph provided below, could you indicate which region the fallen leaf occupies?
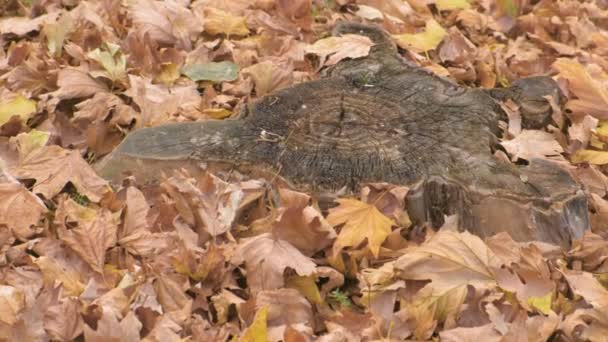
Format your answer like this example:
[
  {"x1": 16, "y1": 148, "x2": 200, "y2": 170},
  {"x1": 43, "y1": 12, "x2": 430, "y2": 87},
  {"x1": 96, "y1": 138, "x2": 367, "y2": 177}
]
[
  {"x1": 87, "y1": 43, "x2": 127, "y2": 83},
  {"x1": 562, "y1": 269, "x2": 608, "y2": 309},
  {"x1": 326, "y1": 198, "x2": 394, "y2": 257},
  {"x1": 553, "y1": 58, "x2": 608, "y2": 118},
  {"x1": 0, "y1": 95, "x2": 37, "y2": 126},
  {"x1": 12, "y1": 145, "x2": 110, "y2": 201},
  {"x1": 572, "y1": 149, "x2": 608, "y2": 165},
  {"x1": 0, "y1": 285, "x2": 25, "y2": 325},
  {"x1": 203, "y1": 7, "x2": 250, "y2": 37},
  {"x1": 232, "y1": 233, "x2": 316, "y2": 291},
  {"x1": 395, "y1": 230, "x2": 503, "y2": 291},
  {"x1": 0, "y1": 182, "x2": 46, "y2": 240},
  {"x1": 242, "y1": 60, "x2": 294, "y2": 96},
  {"x1": 305, "y1": 34, "x2": 374, "y2": 66},
  {"x1": 52, "y1": 67, "x2": 109, "y2": 101},
  {"x1": 393, "y1": 19, "x2": 447, "y2": 53},
  {"x1": 272, "y1": 188, "x2": 336, "y2": 257},
  {"x1": 57, "y1": 208, "x2": 118, "y2": 273},
  {"x1": 241, "y1": 306, "x2": 268, "y2": 342},
  {"x1": 182, "y1": 61, "x2": 239, "y2": 82},
  {"x1": 44, "y1": 298, "x2": 84, "y2": 341},
  {"x1": 436, "y1": 0, "x2": 470, "y2": 11},
  {"x1": 439, "y1": 324, "x2": 502, "y2": 342},
  {"x1": 10, "y1": 130, "x2": 49, "y2": 163},
  {"x1": 501, "y1": 129, "x2": 564, "y2": 162}
]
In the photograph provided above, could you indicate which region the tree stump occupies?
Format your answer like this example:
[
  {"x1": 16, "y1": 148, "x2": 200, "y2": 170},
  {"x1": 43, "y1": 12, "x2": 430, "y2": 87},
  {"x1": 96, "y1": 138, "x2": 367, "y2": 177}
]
[{"x1": 96, "y1": 23, "x2": 588, "y2": 247}]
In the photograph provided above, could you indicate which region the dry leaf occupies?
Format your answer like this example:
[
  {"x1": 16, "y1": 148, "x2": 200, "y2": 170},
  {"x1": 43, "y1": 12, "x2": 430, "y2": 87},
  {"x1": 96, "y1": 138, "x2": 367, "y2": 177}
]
[
  {"x1": 203, "y1": 7, "x2": 250, "y2": 37},
  {"x1": 58, "y1": 208, "x2": 118, "y2": 273},
  {"x1": 12, "y1": 145, "x2": 110, "y2": 201},
  {"x1": 553, "y1": 58, "x2": 608, "y2": 118},
  {"x1": 501, "y1": 129, "x2": 564, "y2": 162},
  {"x1": 305, "y1": 34, "x2": 374, "y2": 67},
  {"x1": 393, "y1": 19, "x2": 447, "y2": 53},
  {"x1": 394, "y1": 230, "x2": 503, "y2": 291},
  {"x1": 232, "y1": 233, "x2": 316, "y2": 291},
  {"x1": 327, "y1": 198, "x2": 394, "y2": 257},
  {"x1": 0, "y1": 182, "x2": 46, "y2": 240}
]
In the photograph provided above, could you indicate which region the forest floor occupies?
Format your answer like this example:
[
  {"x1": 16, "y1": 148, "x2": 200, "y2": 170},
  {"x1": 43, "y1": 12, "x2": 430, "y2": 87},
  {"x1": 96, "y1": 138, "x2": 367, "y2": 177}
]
[{"x1": 1, "y1": 0, "x2": 608, "y2": 341}]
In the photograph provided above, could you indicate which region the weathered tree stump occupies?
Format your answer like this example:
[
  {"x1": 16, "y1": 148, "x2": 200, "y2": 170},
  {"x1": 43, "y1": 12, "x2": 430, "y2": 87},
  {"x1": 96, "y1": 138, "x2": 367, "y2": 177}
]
[{"x1": 96, "y1": 23, "x2": 588, "y2": 247}]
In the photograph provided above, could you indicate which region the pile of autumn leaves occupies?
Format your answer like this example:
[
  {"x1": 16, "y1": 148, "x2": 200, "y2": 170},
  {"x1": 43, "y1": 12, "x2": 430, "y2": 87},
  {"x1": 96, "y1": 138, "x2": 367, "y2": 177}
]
[
  {"x1": 4, "y1": 166, "x2": 608, "y2": 341},
  {"x1": 2, "y1": 0, "x2": 608, "y2": 340}
]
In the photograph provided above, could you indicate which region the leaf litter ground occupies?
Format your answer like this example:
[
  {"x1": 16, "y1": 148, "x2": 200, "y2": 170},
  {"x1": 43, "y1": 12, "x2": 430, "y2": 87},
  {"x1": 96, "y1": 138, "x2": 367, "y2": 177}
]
[{"x1": 2, "y1": 0, "x2": 608, "y2": 341}]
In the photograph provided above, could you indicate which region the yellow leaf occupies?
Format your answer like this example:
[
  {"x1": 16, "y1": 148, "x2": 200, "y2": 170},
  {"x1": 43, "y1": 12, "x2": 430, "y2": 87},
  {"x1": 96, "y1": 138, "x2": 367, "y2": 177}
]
[
  {"x1": 436, "y1": 0, "x2": 470, "y2": 11},
  {"x1": 527, "y1": 291, "x2": 553, "y2": 315},
  {"x1": 157, "y1": 63, "x2": 181, "y2": 85},
  {"x1": 392, "y1": 19, "x2": 447, "y2": 53},
  {"x1": 286, "y1": 275, "x2": 322, "y2": 305},
  {"x1": 203, "y1": 7, "x2": 249, "y2": 37},
  {"x1": 572, "y1": 149, "x2": 608, "y2": 165},
  {"x1": 327, "y1": 198, "x2": 394, "y2": 257},
  {"x1": 240, "y1": 306, "x2": 268, "y2": 342},
  {"x1": 596, "y1": 121, "x2": 608, "y2": 138},
  {"x1": 203, "y1": 108, "x2": 233, "y2": 119},
  {"x1": 0, "y1": 95, "x2": 37, "y2": 126}
]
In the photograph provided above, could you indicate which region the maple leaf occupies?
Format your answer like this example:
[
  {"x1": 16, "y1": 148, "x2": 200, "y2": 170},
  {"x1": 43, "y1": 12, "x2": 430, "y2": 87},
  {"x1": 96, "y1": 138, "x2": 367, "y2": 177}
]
[
  {"x1": 271, "y1": 188, "x2": 336, "y2": 257},
  {"x1": 83, "y1": 310, "x2": 142, "y2": 342},
  {"x1": 44, "y1": 298, "x2": 84, "y2": 341},
  {"x1": 52, "y1": 67, "x2": 109, "y2": 101},
  {"x1": 11, "y1": 145, "x2": 110, "y2": 202},
  {"x1": 0, "y1": 182, "x2": 46, "y2": 240},
  {"x1": 202, "y1": 7, "x2": 250, "y2": 37},
  {"x1": 305, "y1": 34, "x2": 374, "y2": 67},
  {"x1": 394, "y1": 230, "x2": 503, "y2": 291},
  {"x1": 405, "y1": 285, "x2": 468, "y2": 339},
  {"x1": 130, "y1": 0, "x2": 202, "y2": 50},
  {"x1": 553, "y1": 58, "x2": 608, "y2": 118},
  {"x1": 56, "y1": 205, "x2": 118, "y2": 274},
  {"x1": 393, "y1": 19, "x2": 447, "y2": 53},
  {"x1": 242, "y1": 60, "x2": 294, "y2": 97},
  {"x1": 562, "y1": 269, "x2": 608, "y2": 309},
  {"x1": 501, "y1": 129, "x2": 564, "y2": 162},
  {"x1": 164, "y1": 172, "x2": 244, "y2": 236},
  {"x1": 232, "y1": 233, "x2": 316, "y2": 292},
  {"x1": 326, "y1": 198, "x2": 394, "y2": 257}
]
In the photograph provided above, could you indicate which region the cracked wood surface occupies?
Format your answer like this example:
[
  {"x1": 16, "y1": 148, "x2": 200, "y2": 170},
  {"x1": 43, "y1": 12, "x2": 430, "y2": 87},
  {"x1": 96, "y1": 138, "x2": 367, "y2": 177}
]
[{"x1": 96, "y1": 22, "x2": 589, "y2": 247}]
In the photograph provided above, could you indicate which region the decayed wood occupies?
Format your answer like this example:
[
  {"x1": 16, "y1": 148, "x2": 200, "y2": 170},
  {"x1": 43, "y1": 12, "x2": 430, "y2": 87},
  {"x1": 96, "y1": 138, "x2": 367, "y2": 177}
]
[{"x1": 96, "y1": 22, "x2": 588, "y2": 247}]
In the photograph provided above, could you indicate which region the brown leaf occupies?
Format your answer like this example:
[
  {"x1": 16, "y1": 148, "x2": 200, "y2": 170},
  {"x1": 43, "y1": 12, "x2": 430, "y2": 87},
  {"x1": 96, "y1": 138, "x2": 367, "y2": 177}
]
[
  {"x1": 553, "y1": 58, "x2": 608, "y2": 118},
  {"x1": 242, "y1": 60, "x2": 294, "y2": 97},
  {"x1": 12, "y1": 145, "x2": 110, "y2": 201},
  {"x1": 232, "y1": 233, "x2": 316, "y2": 291},
  {"x1": 500, "y1": 129, "x2": 564, "y2": 162},
  {"x1": 0, "y1": 285, "x2": 25, "y2": 325},
  {"x1": 271, "y1": 188, "x2": 336, "y2": 256},
  {"x1": 53, "y1": 67, "x2": 109, "y2": 100},
  {"x1": 439, "y1": 324, "x2": 502, "y2": 342},
  {"x1": 57, "y1": 208, "x2": 118, "y2": 273},
  {"x1": 394, "y1": 230, "x2": 503, "y2": 292},
  {"x1": 562, "y1": 269, "x2": 608, "y2": 310},
  {"x1": 130, "y1": 0, "x2": 202, "y2": 50},
  {"x1": 44, "y1": 298, "x2": 84, "y2": 341},
  {"x1": 305, "y1": 34, "x2": 374, "y2": 67},
  {"x1": 0, "y1": 182, "x2": 46, "y2": 240}
]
